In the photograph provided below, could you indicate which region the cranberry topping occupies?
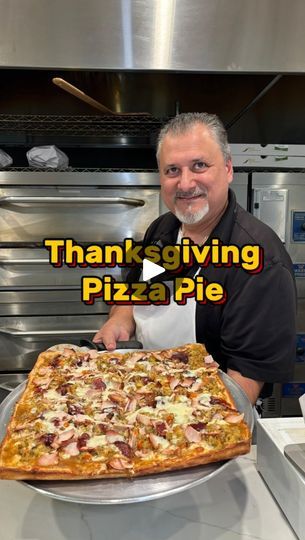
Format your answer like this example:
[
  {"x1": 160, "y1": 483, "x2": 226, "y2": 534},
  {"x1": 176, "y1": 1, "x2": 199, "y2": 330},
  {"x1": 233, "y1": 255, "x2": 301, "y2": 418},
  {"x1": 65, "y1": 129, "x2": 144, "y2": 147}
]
[
  {"x1": 92, "y1": 378, "x2": 106, "y2": 391},
  {"x1": 155, "y1": 421, "x2": 167, "y2": 437},
  {"x1": 190, "y1": 422, "x2": 207, "y2": 431},
  {"x1": 40, "y1": 433, "x2": 56, "y2": 446},
  {"x1": 50, "y1": 356, "x2": 60, "y2": 368},
  {"x1": 114, "y1": 441, "x2": 134, "y2": 458},
  {"x1": 77, "y1": 433, "x2": 90, "y2": 450},
  {"x1": 209, "y1": 396, "x2": 230, "y2": 407},
  {"x1": 171, "y1": 352, "x2": 188, "y2": 364},
  {"x1": 67, "y1": 403, "x2": 83, "y2": 415},
  {"x1": 57, "y1": 384, "x2": 69, "y2": 396}
]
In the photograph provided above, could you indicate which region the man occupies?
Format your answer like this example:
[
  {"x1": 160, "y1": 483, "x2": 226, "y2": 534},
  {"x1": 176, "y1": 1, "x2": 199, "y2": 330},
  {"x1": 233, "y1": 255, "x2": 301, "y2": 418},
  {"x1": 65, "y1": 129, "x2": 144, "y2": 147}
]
[{"x1": 94, "y1": 112, "x2": 296, "y2": 405}]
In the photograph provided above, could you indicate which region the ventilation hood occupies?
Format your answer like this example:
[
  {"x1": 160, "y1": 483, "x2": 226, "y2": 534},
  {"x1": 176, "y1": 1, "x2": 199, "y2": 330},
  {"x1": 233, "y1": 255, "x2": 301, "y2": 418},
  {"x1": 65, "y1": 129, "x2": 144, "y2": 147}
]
[{"x1": 1, "y1": 0, "x2": 305, "y2": 145}]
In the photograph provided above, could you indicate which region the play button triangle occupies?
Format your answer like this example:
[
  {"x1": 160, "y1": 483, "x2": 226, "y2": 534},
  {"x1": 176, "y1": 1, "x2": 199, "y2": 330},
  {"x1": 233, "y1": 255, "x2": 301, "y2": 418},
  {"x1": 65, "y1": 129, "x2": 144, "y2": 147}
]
[{"x1": 142, "y1": 258, "x2": 165, "y2": 281}]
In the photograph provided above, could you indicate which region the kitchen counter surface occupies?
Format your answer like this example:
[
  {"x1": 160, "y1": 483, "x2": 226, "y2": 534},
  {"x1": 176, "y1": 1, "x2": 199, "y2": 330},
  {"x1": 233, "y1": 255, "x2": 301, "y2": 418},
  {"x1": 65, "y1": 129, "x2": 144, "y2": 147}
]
[{"x1": 0, "y1": 447, "x2": 297, "y2": 540}]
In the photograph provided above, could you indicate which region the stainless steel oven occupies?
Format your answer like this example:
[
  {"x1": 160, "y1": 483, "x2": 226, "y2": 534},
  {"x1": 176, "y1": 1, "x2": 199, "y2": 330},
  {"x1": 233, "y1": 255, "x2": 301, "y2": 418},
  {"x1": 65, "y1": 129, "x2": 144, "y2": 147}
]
[
  {"x1": 252, "y1": 173, "x2": 305, "y2": 417},
  {"x1": 0, "y1": 170, "x2": 161, "y2": 390}
]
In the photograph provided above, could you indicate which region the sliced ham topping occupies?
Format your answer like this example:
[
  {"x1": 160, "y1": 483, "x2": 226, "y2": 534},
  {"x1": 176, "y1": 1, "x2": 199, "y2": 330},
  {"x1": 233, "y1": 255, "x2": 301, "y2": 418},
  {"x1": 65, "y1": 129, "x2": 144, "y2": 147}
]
[
  {"x1": 106, "y1": 430, "x2": 125, "y2": 443},
  {"x1": 125, "y1": 398, "x2": 137, "y2": 413},
  {"x1": 128, "y1": 433, "x2": 137, "y2": 449},
  {"x1": 149, "y1": 433, "x2": 162, "y2": 449},
  {"x1": 108, "y1": 457, "x2": 133, "y2": 470},
  {"x1": 204, "y1": 355, "x2": 214, "y2": 364},
  {"x1": 152, "y1": 352, "x2": 165, "y2": 362},
  {"x1": 169, "y1": 377, "x2": 180, "y2": 390},
  {"x1": 38, "y1": 367, "x2": 49, "y2": 376},
  {"x1": 88, "y1": 349, "x2": 99, "y2": 359},
  {"x1": 108, "y1": 392, "x2": 127, "y2": 405},
  {"x1": 86, "y1": 388, "x2": 101, "y2": 398},
  {"x1": 212, "y1": 412, "x2": 223, "y2": 421},
  {"x1": 100, "y1": 400, "x2": 116, "y2": 411},
  {"x1": 125, "y1": 352, "x2": 144, "y2": 368},
  {"x1": 135, "y1": 387, "x2": 152, "y2": 394},
  {"x1": 136, "y1": 413, "x2": 152, "y2": 426},
  {"x1": 225, "y1": 413, "x2": 245, "y2": 424},
  {"x1": 180, "y1": 377, "x2": 195, "y2": 387},
  {"x1": 138, "y1": 393, "x2": 157, "y2": 407},
  {"x1": 37, "y1": 452, "x2": 58, "y2": 466},
  {"x1": 74, "y1": 414, "x2": 92, "y2": 425},
  {"x1": 64, "y1": 441, "x2": 80, "y2": 456},
  {"x1": 33, "y1": 376, "x2": 51, "y2": 388},
  {"x1": 191, "y1": 380, "x2": 202, "y2": 392},
  {"x1": 57, "y1": 428, "x2": 75, "y2": 443},
  {"x1": 152, "y1": 363, "x2": 164, "y2": 372},
  {"x1": 112, "y1": 423, "x2": 134, "y2": 430},
  {"x1": 110, "y1": 380, "x2": 122, "y2": 390},
  {"x1": 62, "y1": 347, "x2": 76, "y2": 357},
  {"x1": 184, "y1": 425, "x2": 202, "y2": 443}
]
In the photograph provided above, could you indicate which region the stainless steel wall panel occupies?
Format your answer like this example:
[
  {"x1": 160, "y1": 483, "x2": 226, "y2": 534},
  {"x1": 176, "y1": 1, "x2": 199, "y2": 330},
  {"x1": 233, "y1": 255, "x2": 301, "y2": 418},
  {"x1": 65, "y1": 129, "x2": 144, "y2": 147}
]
[
  {"x1": 2, "y1": 0, "x2": 305, "y2": 72},
  {"x1": 252, "y1": 173, "x2": 305, "y2": 333}
]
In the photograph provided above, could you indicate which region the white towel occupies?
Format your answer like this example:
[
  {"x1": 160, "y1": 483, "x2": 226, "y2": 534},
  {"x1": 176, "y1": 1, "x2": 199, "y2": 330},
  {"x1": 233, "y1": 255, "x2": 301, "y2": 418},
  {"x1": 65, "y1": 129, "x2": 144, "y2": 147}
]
[
  {"x1": 0, "y1": 149, "x2": 13, "y2": 168},
  {"x1": 26, "y1": 145, "x2": 69, "y2": 169}
]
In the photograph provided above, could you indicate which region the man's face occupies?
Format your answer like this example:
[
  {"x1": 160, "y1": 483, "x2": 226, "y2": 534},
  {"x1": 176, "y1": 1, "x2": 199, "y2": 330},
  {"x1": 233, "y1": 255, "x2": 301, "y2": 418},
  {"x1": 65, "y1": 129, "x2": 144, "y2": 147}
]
[{"x1": 159, "y1": 124, "x2": 233, "y2": 226}]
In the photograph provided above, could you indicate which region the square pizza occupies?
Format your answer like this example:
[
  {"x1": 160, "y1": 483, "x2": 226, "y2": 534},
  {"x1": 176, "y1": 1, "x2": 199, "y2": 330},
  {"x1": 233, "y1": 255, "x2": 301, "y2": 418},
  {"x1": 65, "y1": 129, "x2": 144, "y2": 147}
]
[{"x1": 0, "y1": 343, "x2": 251, "y2": 479}]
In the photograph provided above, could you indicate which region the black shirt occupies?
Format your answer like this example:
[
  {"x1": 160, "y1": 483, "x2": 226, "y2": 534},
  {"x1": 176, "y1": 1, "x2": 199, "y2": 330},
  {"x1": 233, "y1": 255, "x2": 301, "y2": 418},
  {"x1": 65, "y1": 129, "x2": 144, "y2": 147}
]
[{"x1": 130, "y1": 190, "x2": 296, "y2": 395}]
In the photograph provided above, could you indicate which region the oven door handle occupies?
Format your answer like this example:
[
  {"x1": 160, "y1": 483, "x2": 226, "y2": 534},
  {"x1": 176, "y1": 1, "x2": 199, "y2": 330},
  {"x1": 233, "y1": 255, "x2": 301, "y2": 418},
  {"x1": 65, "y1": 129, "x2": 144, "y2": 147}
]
[
  {"x1": 0, "y1": 259, "x2": 50, "y2": 264},
  {"x1": 0, "y1": 328, "x2": 97, "y2": 336},
  {"x1": 0, "y1": 196, "x2": 145, "y2": 206}
]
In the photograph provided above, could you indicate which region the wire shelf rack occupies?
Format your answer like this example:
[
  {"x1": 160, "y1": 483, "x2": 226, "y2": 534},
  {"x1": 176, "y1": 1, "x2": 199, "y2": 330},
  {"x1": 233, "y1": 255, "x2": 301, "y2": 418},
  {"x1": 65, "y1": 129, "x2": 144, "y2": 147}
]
[{"x1": 0, "y1": 115, "x2": 165, "y2": 138}]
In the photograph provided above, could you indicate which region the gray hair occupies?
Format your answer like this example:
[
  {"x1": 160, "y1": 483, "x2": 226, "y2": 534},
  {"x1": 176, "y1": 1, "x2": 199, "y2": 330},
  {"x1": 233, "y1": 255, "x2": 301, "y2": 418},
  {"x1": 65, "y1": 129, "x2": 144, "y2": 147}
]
[{"x1": 156, "y1": 112, "x2": 231, "y2": 163}]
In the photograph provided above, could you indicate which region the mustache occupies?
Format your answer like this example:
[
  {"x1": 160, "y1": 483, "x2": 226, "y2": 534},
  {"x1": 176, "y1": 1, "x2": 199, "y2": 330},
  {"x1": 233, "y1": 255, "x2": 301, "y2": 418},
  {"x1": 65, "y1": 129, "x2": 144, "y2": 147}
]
[{"x1": 175, "y1": 188, "x2": 208, "y2": 199}]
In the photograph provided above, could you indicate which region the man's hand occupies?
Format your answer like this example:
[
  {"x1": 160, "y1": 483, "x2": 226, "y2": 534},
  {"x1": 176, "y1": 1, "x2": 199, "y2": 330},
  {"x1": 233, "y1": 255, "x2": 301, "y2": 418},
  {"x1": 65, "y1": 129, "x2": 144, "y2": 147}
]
[
  {"x1": 227, "y1": 369, "x2": 264, "y2": 406},
  {"x1": 93, "y1": 306, "x2": 135, "y2": 351}
]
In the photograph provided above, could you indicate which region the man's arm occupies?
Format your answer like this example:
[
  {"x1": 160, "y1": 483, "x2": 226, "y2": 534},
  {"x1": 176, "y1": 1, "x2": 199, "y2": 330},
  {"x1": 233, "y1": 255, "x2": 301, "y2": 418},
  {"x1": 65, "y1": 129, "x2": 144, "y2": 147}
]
[
  {"x1": 93, "y1": 305, "x2": 135, "y2": 350},
  {"x1": 227, "y1": 368, "x2": 264, "y2": 405}
]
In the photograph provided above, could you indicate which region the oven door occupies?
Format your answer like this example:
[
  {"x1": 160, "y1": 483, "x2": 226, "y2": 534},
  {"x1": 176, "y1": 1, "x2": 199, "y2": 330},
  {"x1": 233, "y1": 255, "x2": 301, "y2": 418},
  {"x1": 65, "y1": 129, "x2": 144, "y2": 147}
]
[
  {"x1": 0, "y1": 309, "x2": 106, "y2": 372},
  {"x1": 0, "y1": 186, "x2": 160, "y2": 242}
]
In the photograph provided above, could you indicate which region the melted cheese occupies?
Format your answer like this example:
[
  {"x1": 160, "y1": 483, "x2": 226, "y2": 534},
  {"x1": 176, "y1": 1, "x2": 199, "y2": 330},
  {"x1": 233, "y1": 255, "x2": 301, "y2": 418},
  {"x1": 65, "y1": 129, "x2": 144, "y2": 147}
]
[
  {"x1": 87, "y1": 435, "x2": 107, "y2": 449},
  {"x1": 160, "y1": 402, "x2": 194, "y2": 424},
  {"x1": 154, "y1": 435, "x2": 170, "y2": 449},
  {"x1": 197, "y1": 393, "x2": 211, "y2": 406},
  {"x1": 44, "y1": 389, "x2": 62, "y2": 400}
]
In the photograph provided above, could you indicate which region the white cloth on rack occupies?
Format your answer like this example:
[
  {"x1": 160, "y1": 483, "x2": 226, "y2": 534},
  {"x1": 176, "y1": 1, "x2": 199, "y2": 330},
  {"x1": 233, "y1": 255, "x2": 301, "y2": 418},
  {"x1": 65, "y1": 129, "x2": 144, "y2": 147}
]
[
  {"x1": 0, "y1": 149, "x2": 13, "y2": 168},
  {"x1": 26, "y1": 145, "x2": 69, "y2": 169}
]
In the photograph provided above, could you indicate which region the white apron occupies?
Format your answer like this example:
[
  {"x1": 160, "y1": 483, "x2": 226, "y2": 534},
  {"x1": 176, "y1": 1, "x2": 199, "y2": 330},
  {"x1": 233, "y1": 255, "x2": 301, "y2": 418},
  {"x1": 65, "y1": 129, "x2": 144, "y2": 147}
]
[
  {"x1": 134, "y1": 281, "x2": 197, "y2": 349},
  {"x1": 134, "y1": 229, "x2": 199, "y2": 349}
]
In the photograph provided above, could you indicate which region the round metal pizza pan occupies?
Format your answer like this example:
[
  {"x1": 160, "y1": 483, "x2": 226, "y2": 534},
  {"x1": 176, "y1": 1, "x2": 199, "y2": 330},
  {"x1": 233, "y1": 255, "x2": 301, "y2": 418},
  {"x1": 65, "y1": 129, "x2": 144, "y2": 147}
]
[{"x1": 0, "y1": 350, "x2": 254, "y2": 505}]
